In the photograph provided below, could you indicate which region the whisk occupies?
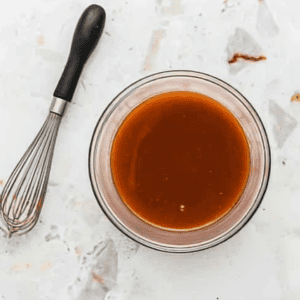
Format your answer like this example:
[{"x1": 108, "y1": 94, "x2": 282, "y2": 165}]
[{"x1": 0, "y1": 4, "x2": 106, "y2": 236}]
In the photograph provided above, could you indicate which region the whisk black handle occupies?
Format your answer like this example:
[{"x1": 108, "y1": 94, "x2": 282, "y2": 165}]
[{"x1": 53, "y1": 4, "x2": 106, "y2": 102}]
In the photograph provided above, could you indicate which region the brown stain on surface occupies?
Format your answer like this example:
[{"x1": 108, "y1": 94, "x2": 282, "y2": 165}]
[
  {"x1": 36, "y1": 198, "x2": 43, "y2": 212},
  {"x1": 228, "y1": 53, "x2": 267, "y2": 64},
  {"x1": 39, "y1": 261, "x2": 52, "y2": 271},
  {"x1": 10, "y1": 262, "x2": 33, "y2": 272},
  {"x1": 73, "y1": 202, "x2": 94, "y2": 213},
  {"x1": 0, "y1": 180, "x2": 3, "y2": 186},
  {"x1": 11, "y1": 261, "x2": 53, "y2": 272},
  {"x1": 37, "y1": 35, "x2": 45, "y2": 46},
  {"x1": 162, "y1": 0, "x2": 183, "y2": 15},
  {"x1": 143, "y1": 29, "x2": 165, "y2": 72},
  {"x1": 291, "y1": 93, "x2": 300, "y2": 102},
  {"x1": 92, "y1": 271, "x2": 105, "y2": 284}
]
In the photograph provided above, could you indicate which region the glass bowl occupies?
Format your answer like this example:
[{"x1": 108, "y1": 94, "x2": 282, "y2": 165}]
[{"x1": 89, "y1": 70, "x2": 271, "y2": 253}]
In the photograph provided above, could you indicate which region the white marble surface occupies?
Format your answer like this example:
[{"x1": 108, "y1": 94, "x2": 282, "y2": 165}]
[{"x1": 0, "y1": 0, "x2": 300, "y2": 299}]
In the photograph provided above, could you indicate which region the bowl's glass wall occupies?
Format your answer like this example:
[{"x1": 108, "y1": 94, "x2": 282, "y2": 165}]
[{"x1": 89, "y1": 71, "x2": 271, "y2": 252}]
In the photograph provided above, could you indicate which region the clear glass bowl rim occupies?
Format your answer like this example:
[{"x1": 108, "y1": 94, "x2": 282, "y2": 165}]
[{"x1": 88, "y1": 70, "x2": 271, "y2": 253}]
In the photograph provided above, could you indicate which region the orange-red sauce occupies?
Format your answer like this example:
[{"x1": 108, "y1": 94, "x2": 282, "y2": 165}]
[{"x1": 110, "y1": 91, "x2": 250, "y2": 230}]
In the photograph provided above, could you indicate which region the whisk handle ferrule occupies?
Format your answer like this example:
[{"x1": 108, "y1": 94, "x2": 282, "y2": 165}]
[
  {"x1": 49, "y1": 97, "x2": 68, "y2": 116},
  {"x1": 53, "y1": 5, "x2": 106, "y2": 102}
]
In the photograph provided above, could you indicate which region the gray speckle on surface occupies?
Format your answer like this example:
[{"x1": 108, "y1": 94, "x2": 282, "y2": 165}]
[
  {"x1": 292, "y1": 228, "x2": 300, "y2": 238},
  {"x1": 256, "y1": 1, "x2": 279, "y2": 38},
  {"x1": 226, "y1": 27, "x2": 264, "y2": 74},
  {"x1": 269, "y1": 100, "x2": 297, "y2": 148},
  {"x1": 50, "y1": 225, "x2": 58, "y2": 231},
  {"x1": 69, "y1": 239, "x2": 118, "y2": 300},
  {"x1": 45, "y1": 225, "x2": 60, "y2": 242},
  {"x1": 45, "y1": 233, "x2": 60, "y2": 242},
  {"x1": 116, "y1": 237, "x2": 140, "y2": 261}
]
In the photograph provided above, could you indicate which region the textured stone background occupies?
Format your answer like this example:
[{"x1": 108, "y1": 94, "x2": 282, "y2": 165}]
[{"x1": 0, "y1": 0, "x2": 300, "y2": 299}]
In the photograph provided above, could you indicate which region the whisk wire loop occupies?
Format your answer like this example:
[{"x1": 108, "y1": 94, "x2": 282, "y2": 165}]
[{"x1": 0, "y1": 113, "x2": 61, "y2": 235}]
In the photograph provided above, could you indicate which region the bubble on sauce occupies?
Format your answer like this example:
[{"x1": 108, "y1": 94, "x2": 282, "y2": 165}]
[{"x1": 180, "y1": 205, "x2": 185, "y2": 211}]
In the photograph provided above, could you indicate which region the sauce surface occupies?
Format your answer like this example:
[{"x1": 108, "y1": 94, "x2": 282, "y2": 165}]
[{"x1": 110, "y1": 91, "x2": 250, "y2": 230}]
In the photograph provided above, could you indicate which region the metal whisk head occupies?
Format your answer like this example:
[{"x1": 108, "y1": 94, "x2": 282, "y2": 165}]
[{"x1": 0, "y1": 112, "x2": 62, "y2": 236}]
